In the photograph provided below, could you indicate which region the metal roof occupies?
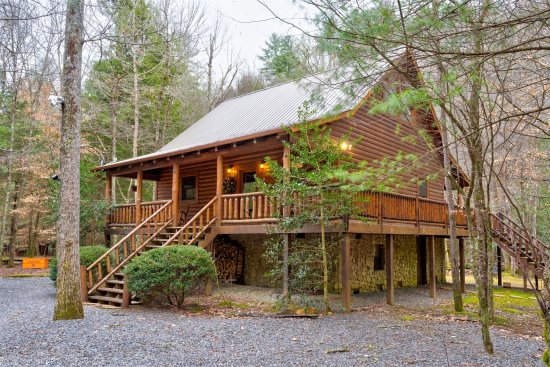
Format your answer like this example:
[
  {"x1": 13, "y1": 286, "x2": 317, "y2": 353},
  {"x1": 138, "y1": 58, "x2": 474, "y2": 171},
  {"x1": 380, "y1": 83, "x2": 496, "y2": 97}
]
[{"x1": 98, "y1": 61, "x2": 389, "y2": 170}]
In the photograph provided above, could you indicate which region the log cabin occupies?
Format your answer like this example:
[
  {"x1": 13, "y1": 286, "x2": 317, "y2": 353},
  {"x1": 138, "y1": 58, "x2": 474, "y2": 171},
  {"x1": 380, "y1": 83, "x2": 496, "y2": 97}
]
[{"x1": 85, "y1": 53, "x2": 548, "y2": 309}]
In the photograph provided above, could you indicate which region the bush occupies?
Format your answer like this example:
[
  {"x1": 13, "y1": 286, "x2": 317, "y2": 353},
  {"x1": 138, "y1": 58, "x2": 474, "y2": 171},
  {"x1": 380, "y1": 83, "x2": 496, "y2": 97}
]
[
  {"x1": 49, "y1": 245, "x2": 110, "y2": 283},
  {"x1": 124, "y1": 246, "x2": 217, "y2": 307}
]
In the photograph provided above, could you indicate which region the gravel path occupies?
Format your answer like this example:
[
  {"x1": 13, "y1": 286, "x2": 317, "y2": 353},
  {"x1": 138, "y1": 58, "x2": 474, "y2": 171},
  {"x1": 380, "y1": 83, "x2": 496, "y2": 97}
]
[{"x1": 0, "y1": 277, "x2": 544, "y2": 366}]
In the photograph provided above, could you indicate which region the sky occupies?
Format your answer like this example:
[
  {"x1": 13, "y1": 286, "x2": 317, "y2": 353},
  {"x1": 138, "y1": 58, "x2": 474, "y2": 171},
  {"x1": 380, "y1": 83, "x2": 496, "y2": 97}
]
[{"x1": 201, "y1": 0, "x2": 313, "y2": 70}]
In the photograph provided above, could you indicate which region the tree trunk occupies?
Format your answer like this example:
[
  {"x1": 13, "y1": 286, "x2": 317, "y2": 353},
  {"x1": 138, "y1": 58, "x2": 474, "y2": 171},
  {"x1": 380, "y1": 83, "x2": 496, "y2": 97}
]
[
  {"x1": 53, "y1": 0, "x2": 85, "y2": 321},
  {"x1": 7, "y1": 182, "x2": 20, "y2": 268}
]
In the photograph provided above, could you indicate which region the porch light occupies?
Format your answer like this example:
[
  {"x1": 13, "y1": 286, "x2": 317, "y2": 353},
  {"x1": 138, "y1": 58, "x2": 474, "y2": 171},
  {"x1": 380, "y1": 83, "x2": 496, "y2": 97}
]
[
  {"x1": 340, "y1": 141, "x2": 352, "y2": 151},
  {"x1": 226, "y1": 165, "x2": 236, "y2": 176},
  {"x1": 259, "y1": 161, "x2": 268, "y2": 170}
]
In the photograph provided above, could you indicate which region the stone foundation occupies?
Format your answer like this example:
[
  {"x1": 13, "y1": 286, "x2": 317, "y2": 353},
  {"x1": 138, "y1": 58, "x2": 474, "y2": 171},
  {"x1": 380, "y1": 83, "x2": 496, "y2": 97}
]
[{"x1": 222, "y1": 234, "x2": 446, "y2": 293}]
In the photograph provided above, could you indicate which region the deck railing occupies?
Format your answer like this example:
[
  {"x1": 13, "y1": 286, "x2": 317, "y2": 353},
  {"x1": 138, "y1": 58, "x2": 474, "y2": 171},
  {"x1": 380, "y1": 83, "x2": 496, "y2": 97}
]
[
  {"x1": 221, "y1": 192, "x2": 279, "y2": 222},
  {"x1": 218, "y1": 191, "x2": 467, "y2": 227},
  {"x1": 109, "y1": 200, "x2": 170, "y2": 226},
  {"x1": 108, "y1": 192, "x2": 467, "y2": 229}
]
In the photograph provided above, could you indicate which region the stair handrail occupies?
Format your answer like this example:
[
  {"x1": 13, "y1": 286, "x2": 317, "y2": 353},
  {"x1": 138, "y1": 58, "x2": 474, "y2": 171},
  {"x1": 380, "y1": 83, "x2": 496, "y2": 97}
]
[
  {"x1": 491, "y1": 213, "x2": 548, "y2": 272},
  {"x1": 163, "y1": 196, "x2": 218, "y2": 248},
  {"x1": 86, "y1": 200, "x2": 172, "y2": 293}
]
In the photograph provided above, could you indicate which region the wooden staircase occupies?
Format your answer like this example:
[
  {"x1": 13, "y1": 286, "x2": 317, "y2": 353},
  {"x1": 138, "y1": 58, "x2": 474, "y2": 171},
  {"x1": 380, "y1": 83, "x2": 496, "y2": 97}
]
[
  {"x1": 83, "y1": 197, "x2": 219, "y2": 308},
  {"x1": 491, "y1": 213, "x2": 549, "y2": 279}
]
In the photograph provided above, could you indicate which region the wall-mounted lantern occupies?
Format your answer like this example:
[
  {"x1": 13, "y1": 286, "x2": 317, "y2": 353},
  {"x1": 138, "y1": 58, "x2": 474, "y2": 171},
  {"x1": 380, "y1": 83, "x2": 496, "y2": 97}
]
[
  {"x1": 339, "y1": 141, "x2": 352, "y2": 151},
  {"x1": 226, "y1": 165, "x2": 236, "y2": 177}
]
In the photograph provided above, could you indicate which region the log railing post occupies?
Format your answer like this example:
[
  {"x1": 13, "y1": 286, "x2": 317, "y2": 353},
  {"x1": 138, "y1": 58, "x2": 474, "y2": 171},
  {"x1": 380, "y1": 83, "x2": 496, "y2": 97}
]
[
  {"x1": 172, "y1": 163, "x2": 180, "y2": 226},
  {"x1": 80, "y1": 265, "x2": 88, "y2": 302}
]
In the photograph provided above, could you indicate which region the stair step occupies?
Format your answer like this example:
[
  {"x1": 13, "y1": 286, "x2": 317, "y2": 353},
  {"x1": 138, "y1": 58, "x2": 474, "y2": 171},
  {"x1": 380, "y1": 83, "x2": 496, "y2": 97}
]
[
  {"x1": 98, "y1": 287, "x2": 124, "y2": 294},
  {"x1": 106, "y1": 279, "x2": 124, "y2": 285},
  {"x1": 89, "y1": 295, "x2": 123, "y2": 304}
]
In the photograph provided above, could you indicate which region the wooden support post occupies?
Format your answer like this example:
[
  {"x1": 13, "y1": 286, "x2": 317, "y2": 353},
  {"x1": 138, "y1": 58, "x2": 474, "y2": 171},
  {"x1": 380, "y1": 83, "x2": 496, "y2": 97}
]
[
  {"x1": 122, "y1": 274, "x2": 130, "y2": 309},
  {"x1": 428, "y1": 235, "x2": 436, "y2": 298},
  {"x1": 104, "y1": 173, "x2": 112, "y2": 246},
  {"x1": 282, "y1": 144, "x2": 290, "y2": 218},
  {"x1": 171, "y1": 163, "x2": 180, "y2": 226},
  {"x1": 496, "y1": 246, "x2": 502, "y2": 287},
  {"x1": 459, "y1": 237, "x2": 466, "y2": 293},
  {"x1": 341, "y1": 233, "x2": 351, "y2": 311},
  {"x1": 80, "y1": 265, "x2": 88, "y2": 302},
  {"x1": 282, "y1": 233, "x2": 290, "y2": 299},
  {"x1": 135, "y1": 169, "x2": 143, "y2": 225},
  {"x1": 386, "y1": 234, "x2": 394, "y2": 305},
  {"x1": 535, "y1": 275, "x2": 539, "y2": 291},
  {"x1": 523, "y1": 269, "x2": 528, "y2": 291},
  {"x1": 216, "y1": 155, "x2": 223, "y2": 226}
]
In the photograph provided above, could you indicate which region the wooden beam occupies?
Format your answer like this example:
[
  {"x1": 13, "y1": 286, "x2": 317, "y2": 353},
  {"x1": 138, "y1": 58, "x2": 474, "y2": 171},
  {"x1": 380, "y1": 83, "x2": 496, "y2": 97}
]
[
  {"x1": 341, "y1": 232, "x2": 351, "y2": 311},
  {"x1": 104, "y1": 173, "x2": 112, "y2": 246},
  {"x1": 496, "y1": 246, "x2": 502, "y2": 287},
  {"x1": 122, "y1": 274, "x2": 130, "y2": 309},
  {"x1": 216, "y1": 155, "x2": 223, "y2": 226},
  {"x1": 428, "y1": 235, "x2": 437, "y2": 298},
  {"x1": 171, "y1": 163, "x2": 180, "y2": 226},
  {"x1": 459, "y1": 237, "x2": 466, "y2": 293},
  {"x1": 282, "y1": 144, "x2": 290, "y2": 218},
  {"x1": 135, "y1": 169, "x2": 143, "y2": 225},
  {"x1": 386, "y1": 234, "x2": 394, "y2": 305}
]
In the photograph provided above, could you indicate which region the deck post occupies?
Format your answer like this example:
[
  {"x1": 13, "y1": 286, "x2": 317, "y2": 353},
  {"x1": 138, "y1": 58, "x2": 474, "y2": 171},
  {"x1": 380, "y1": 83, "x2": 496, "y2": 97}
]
[
  {"x1": 459, "y1": 237, "x2": 466, "y2": 293},
  {"x1": 135, "y1": 169, "x2": 143, "y2": 225},
  {"x1": 104, "y1": 173, "x2": 112, "y2": 246},
  {"x1": 171, "y1": 163, "x2": 180, "y2": 226},
  {"x1": 80, "y1": 265, "x2": 88, "y2": 302},
  {"x1": 282, "y1": 233, "x2": 290, "y2": 299},
  {"x1": 496, "y1": 246, "x2": 502, "y2": 287},
  {"x1": 341, "y1": 232, "x2": 351, "y2": 311},
  {"x1": 428, "y1": 235, "x2": 436, "y2": 298},
  {"x1": 282, "y1": 142, "x2": 291, "y2": 300},
  {"x1": 386, "y1": 234, "x2": 394, "y2": 305},
  {"x1": 216, "y1": 155, "x2": 223, "y2": 226},
  {"x1": 122, "y1": 274, "x2": 130, "y2": 309}
]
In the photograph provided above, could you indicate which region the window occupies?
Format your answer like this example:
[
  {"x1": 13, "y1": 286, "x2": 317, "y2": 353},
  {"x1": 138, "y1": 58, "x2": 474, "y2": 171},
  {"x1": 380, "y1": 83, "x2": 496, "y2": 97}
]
[
  {"x1": 418, "y1": 180, "x2": 428, "y2": 198},
  {"x1": 373, "y1": 244, "x2": 385, "y2": 271},
  {"x1": 181, "y1": 176, "x2": 196, "y2": 201}
]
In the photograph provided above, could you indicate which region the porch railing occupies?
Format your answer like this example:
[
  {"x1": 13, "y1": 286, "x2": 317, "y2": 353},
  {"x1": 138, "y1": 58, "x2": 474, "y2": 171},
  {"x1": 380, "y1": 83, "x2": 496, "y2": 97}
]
[
  {"x1": 219, "y1": 191, "x2": 467, "y2": 227},
  {"x1": 109, "y1": 200, "x2": 170, "y2": 226}
]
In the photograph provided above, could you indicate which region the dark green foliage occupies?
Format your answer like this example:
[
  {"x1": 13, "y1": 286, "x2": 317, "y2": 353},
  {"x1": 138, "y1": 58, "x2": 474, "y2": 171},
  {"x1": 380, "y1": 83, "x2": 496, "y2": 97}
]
[
  {"x1": 123, "y1": 246, "x2": 217, "y2": 307},
  {"x1": 49, "y1": 245, "x2": 110, "y2": 283}
]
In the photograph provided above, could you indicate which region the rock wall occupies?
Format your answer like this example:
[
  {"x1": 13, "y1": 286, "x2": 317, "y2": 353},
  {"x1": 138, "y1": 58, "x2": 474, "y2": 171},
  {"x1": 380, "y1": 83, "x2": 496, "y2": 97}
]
[{"x1": 223, "y1": 234, "x2": 446, "y2": 293}]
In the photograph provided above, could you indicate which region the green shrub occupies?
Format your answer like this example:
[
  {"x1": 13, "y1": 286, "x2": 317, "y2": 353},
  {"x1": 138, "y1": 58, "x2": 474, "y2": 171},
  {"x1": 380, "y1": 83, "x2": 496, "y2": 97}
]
[
  {"x1": 49, "y1": 245, "x2": 110, "y2": 283},
  {"x1": 124, "y1": 246, "x2": 217, "y2": 307}
]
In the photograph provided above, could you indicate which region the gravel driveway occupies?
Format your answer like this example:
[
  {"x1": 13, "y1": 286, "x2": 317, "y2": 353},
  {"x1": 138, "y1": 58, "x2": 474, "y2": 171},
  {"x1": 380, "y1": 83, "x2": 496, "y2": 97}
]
[{"x1": 0, "y1": 277, "x2": 543, "y2": 366}]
